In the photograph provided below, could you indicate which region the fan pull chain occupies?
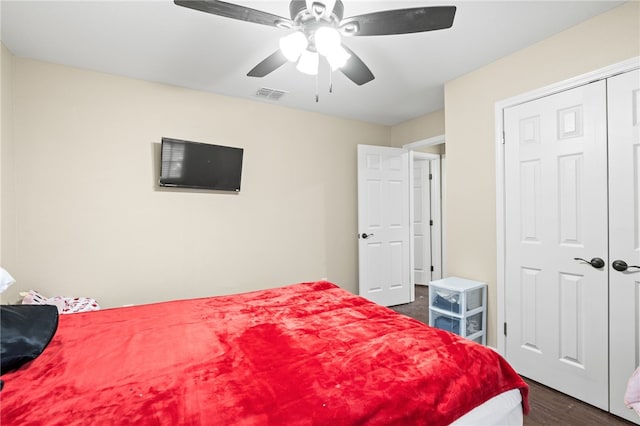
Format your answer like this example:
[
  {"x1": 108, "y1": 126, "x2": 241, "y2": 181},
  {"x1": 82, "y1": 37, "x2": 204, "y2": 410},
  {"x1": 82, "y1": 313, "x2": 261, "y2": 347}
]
[
  {"x1": 329, "y1": 68, "x2": 333, "y2": 94},
  {"x1": 315, "y1": 73, "x2": 319, "y2": 103}
]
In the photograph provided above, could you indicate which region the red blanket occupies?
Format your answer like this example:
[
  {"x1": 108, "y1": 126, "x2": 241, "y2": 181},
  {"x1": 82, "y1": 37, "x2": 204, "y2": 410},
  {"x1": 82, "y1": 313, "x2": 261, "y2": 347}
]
[{"x1": 1, "y1": 281, "x2": 528, "y2": 425}]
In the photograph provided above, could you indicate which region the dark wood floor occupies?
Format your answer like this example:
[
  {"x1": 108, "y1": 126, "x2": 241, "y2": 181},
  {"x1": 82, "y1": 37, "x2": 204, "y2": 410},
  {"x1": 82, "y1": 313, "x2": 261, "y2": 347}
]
[
  {"x1": 522, "y1": 378, "x2": 634, "y2": 425},
  {"x1": 390, "y1": 285, "x2": 637, "y2": 426}
]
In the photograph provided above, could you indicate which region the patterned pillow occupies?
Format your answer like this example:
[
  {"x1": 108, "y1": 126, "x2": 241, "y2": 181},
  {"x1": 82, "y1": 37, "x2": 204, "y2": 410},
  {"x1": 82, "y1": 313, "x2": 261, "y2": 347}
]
[
  {"x1": 22, "y1": 290, "x2": 100, "y2": 314},
  {"x1": 625, "y1": 367, "x2": 640, "y2": 415}
]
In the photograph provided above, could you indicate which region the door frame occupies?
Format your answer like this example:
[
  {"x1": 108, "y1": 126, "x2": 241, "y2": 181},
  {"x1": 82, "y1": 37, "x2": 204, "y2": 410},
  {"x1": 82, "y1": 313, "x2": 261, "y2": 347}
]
[
  {"x1": 404, "y1": 135, "x2": 446, "y2": 285},
  {"x1": 410, "y1": 152, "x2": 443, "y2": 285},
  {"x1": 495, "y1": 56, "x2": 640, "y2": 354}
]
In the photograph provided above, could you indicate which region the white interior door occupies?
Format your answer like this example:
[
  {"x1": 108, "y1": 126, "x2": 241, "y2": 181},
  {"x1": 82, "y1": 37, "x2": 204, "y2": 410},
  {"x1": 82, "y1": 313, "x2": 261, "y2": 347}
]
[
  {"x1": 413, "y1": 159, "x2": 432, "y2": 285},
  {"x1": 608, "y1": 69, "x2": 640, "y2": 424},
  {"x1": 412, "y1": 157, "x2": 443, "y2": 284},
  {"x1": 357, "y1": 145, "x2": 411, "y2": 306},
  {"x1": 504, "y1": 80, "x2": 609, "y2": 409}
]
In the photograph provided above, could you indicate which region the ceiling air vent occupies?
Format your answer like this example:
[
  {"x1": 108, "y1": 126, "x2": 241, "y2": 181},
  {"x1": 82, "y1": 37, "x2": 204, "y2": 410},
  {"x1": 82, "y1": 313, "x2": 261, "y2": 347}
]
[{"x1": 255, "y1": 87, "x2": 287, "y2": 101}]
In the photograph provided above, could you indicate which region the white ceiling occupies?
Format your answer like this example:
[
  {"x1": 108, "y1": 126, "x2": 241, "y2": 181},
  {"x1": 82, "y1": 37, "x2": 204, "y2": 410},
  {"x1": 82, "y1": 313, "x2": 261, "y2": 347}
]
[{"x1": 0, "y1": 0, "x2": 625, "y2": 125}]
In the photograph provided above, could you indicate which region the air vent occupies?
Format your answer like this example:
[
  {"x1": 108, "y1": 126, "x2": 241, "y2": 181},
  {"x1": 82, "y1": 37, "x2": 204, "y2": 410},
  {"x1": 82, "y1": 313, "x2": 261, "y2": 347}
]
[{"x1": 255, "y1": 87, "x2": 287, "y2": 101}]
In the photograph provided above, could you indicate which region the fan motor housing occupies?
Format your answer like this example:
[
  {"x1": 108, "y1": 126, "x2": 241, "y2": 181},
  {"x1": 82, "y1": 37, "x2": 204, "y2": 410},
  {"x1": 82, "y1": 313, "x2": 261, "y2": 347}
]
[{"x1": 289, "y1": 0, "x2": 345, "y2": 23}]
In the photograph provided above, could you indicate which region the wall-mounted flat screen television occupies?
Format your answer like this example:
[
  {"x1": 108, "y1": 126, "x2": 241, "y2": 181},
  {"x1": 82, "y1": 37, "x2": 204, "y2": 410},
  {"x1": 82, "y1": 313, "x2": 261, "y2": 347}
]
[{"x1": 159, "y1": 137, "x2": 244, "y2": 192}]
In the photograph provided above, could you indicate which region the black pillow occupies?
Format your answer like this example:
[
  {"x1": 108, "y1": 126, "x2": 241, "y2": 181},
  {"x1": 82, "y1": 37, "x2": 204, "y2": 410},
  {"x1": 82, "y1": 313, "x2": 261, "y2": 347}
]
[{"x1": 1, "y1": 304, "x2": 59, "y2": 375}]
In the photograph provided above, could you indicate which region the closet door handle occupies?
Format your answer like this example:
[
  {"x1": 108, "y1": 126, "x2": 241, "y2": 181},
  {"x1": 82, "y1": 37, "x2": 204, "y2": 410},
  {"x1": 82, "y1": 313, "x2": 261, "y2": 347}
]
[
  {"x1": 574, "y1": 257, "x2": 605, "y2": 269},
  {"x1": 612, "y1": 260, "x2": 640, "y2": 272},
  {"x1": 360, "y1": 233, "x2": 374, "y2": 239}
]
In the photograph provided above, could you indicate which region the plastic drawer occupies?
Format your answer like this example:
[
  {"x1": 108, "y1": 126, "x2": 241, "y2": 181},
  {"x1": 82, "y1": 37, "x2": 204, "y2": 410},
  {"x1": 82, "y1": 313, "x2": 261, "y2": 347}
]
[{"x1": 432, "y1": 312, "x2": 460, "y2": 334}]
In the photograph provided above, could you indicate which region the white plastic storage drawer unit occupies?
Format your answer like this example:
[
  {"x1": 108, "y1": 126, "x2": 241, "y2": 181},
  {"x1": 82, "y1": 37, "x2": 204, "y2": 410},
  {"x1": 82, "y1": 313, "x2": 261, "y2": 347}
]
[{"x1": 428, "y1": 277, "x2": 487, "y2": 345}]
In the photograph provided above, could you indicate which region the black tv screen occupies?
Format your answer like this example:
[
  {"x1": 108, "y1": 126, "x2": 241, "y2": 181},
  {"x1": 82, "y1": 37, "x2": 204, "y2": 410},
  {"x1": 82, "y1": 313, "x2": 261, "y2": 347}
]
[{"x1": 159, "y1": 138, "x2": 243, "y2": 192}]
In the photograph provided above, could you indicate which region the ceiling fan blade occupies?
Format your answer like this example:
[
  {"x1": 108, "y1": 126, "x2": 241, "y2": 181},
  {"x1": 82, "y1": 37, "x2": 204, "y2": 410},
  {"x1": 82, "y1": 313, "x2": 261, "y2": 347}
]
[
  {"x1": 340, "y1": 6, "x2": 456, "y2": 36},
  {"x1": 174, "y1": 0, "x2": 293, "y2": 28},
  {"x1": 339, "y1": 46, "x2": 374, "y2": 86},
  {"x1": 247, "y1": 50, "x2": 288, "y2": 78}
]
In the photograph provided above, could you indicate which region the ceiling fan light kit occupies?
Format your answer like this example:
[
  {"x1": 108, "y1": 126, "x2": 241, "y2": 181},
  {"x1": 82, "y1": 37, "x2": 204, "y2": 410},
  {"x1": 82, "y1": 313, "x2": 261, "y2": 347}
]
[
  {"x1": 281, "y1": 27, "x2": 351, "y2": 76},
  {"x1": 174, "y1": 0, "x2": 456, "y2": 94}
]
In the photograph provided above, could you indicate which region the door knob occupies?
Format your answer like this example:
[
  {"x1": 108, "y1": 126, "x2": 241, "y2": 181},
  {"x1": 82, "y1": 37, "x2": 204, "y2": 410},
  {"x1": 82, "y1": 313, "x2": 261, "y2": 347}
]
[
  {"x1": 612, "y1": 260, "x2": 640, "y2": 272},
  {"x1": 360, "y1": 233, "x2": 374, "y2": 239},
  {"x1": 574, "y1": 257, "x2": 605, "y2": 269}
]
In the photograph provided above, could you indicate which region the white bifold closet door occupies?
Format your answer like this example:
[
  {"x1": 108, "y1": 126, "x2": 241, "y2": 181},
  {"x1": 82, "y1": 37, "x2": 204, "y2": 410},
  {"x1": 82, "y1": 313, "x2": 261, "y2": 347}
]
[
  {"x1": 504, "y1": 68, "x2": 639, "y2": 423},
  {"x1": 504, "y1": 79, "x2": 609, "y2": 410},
  {"x1": 608, "y1": 69, "x2": 640, "y2": 423}
]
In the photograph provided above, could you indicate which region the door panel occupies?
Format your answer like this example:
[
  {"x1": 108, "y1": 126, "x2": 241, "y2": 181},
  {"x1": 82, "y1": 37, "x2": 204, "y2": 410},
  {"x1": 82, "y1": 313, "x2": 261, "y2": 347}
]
[
  {"x1": 504, "y1": 80, "x2": 609, "y2": 409},
  {"x1": 357, "y1": 145, "x2": 411, "y2": 306},
  {"x1": 608, "y1": 69, "x2": 640, "y2": 424},
  {"x1": 413, "y1": 159, "x2": 431, "y2": 285}
]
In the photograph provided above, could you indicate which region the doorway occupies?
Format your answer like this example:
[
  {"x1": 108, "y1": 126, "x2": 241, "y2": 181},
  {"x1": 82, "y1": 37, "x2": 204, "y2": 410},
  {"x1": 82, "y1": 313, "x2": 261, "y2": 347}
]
[
  {"x1": 405, "y1": 135, "x2": 445, "y2": 289},
  {"x1": 412, "y1": 153, "x2": 443, "y2": 285}
]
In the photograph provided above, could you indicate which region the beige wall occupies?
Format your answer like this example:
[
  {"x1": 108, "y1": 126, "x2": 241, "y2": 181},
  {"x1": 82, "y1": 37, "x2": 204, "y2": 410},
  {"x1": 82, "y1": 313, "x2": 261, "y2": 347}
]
[
  {"x1": 390, "y1": 109, "x2": 445, "y2": 147},
  {"x1": 8, "y1": 56, "x2": 390, "y2": 307},
  {"x1": 1, "y1": 43, "x2": 20, "y2": 303},
  {"x1": 390, "y1": 109, "x2": 445, "y2": 155},
  {"x1": 444, "y1": 1, "x2": 640, "y2": 347}
]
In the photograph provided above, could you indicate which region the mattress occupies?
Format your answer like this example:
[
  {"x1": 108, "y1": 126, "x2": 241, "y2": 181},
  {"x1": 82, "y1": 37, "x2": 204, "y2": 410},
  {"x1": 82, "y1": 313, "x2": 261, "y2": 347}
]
[{"x1": 453, "y1": 388, "x2": 523, "y2": 425}]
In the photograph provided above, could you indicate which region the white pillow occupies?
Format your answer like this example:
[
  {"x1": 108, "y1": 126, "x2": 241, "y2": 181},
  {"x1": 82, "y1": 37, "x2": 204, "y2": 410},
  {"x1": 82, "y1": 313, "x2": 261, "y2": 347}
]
[{"x1": 0, "y1": 268, "x2": 16, "y2": 293}]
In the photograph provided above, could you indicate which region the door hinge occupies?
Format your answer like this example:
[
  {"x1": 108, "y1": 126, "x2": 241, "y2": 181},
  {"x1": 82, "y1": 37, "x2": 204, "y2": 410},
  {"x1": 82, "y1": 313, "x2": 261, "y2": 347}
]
[
  {"x1": 430, "y1": 266, "x2": 434, "y2": 272},
  {"x1": 502, "y1": 131, "x2": 506, "y2": 145},
  {"x1": 429, "y1": 220, "x2": 433, "y2": 226},
  {"x1": 504, "y1": 322, "x2": 507, "y2": 336},
  {"x1": 429, "y1": 173, "x2": 433, "y2": 180}
]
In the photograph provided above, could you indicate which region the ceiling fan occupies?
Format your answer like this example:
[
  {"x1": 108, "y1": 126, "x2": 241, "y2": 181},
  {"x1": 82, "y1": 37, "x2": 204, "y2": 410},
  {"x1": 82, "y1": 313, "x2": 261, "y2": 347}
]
[{"x1": 174, "y1": 0, "x2": 456, "y2": 87}]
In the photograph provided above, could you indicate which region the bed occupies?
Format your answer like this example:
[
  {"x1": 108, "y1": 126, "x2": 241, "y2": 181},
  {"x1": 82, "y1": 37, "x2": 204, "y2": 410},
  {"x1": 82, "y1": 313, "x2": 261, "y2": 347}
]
[{"x1": 0, "y1": 280, "x2": 528, "y2": 425}]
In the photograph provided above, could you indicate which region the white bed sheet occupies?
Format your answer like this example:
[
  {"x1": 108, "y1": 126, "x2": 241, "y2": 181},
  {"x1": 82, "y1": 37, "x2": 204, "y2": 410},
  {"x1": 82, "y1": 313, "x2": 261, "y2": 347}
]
[{"x1": 451, "y1": 389, "x2": 524, "y2": 425}]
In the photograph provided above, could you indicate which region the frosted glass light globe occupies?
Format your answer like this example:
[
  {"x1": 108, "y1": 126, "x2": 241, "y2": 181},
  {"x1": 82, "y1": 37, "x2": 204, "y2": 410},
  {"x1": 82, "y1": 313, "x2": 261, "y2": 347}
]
[
  {"x1": 280, "y1": 31, "x2": 308, "y2": 62},
  {"x1": 296, "y1": 50, "x2": 319, "y2": 75},
  {"x1": 327, "y1": 45, "x2": 351, "y2": 70},
  {"x1": 314, "y1": 26, "x2": 341, "y2": 57}
]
